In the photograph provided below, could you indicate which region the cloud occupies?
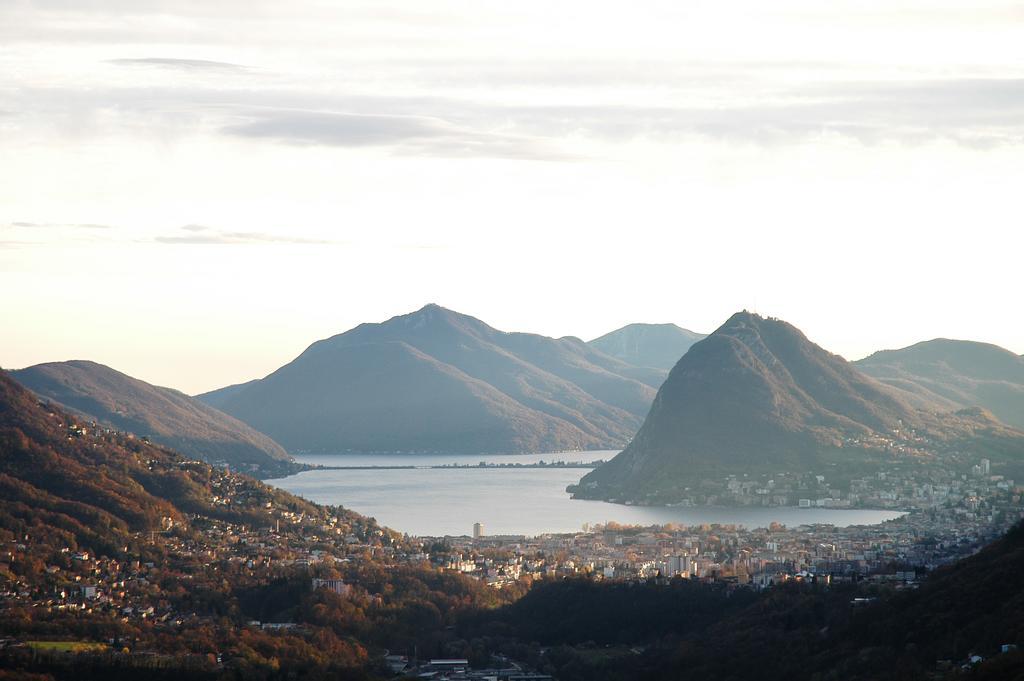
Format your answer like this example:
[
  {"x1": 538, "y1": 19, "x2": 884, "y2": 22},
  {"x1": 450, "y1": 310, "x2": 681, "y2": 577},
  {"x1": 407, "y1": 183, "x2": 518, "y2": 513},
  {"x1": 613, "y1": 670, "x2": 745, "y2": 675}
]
[
  {"x1": 484, "y1": 78, "x2": 1024, "y2": 147},
  {"x1": 154, "y1": 224, "x2": 336, "y2": 245},
  {"x1": 0, "y1": 221, "x2": 114, "y2": 248},
  {"x1": 225, "y1": 111, "x2": 449, "y2": 146},
  {"x1": 1, "y1": 222, "x2": 337, "y2": 247},
  {"x1": 9, "y1": 75, "x2": 1024, "y2": 152},
  {"x1": 107, "y1": 57, "x2": 249, "y2": 72},
  {"x1": 222, "y1": 108, "x2": 571, "y2": 160},
  {"x1": 8, "y1": 221, "x2": 113, "y2": 229}
]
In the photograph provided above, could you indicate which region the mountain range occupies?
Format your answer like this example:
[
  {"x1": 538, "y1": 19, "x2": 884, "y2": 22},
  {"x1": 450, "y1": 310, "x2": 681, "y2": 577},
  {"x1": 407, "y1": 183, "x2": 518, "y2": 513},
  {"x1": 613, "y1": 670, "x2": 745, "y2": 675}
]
[
  {"x1": 198, "y1": 304, "x2": 664, "y2": 454},
  {"x1": 5, "y1": 356, "x2": 1024, "y2": 681},
  {"x1": 8, "y1": 307, "x2": 1023, "y2": 475},
  {"x1": 8, "y1": 360, "x2": 295, "y2": 476},
  {"x1": 589, "y1": 322, "x2": 705, "y2": 371},
  {"x1": 855, "y1": 338, "x2": 1024, "y2": 430},
  {"x1": 575, "y1": 311, "x2": 1024, "y2": 503}
]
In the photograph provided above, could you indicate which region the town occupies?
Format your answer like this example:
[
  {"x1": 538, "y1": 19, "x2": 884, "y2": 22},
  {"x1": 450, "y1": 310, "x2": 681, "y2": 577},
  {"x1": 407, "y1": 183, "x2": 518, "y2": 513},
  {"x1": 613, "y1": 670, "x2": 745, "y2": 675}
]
[
  {"x1": 435, "y1": 455, "x2": 1021, "y2": 589},
  {"x1": 2, "y1": 446, "x2": 1019, "y2": 633},
  {"x1": 2, "y1": 416, "x2": 1024, "y2": 680}
]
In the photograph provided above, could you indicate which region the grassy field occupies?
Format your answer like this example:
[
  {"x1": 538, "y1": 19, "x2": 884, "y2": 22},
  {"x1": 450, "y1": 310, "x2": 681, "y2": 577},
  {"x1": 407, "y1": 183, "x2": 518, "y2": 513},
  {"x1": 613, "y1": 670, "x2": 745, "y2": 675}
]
[{"x1": 28, "y1": 640, "x2": 109, "y2": 653}]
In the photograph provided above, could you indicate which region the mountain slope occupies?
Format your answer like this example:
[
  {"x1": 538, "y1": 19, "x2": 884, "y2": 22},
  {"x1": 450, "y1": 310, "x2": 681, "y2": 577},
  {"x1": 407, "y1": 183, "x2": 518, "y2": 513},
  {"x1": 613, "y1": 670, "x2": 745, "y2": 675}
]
[
  {"x1": 470, "y1": 520, "x2": 1024, "y2": 681},
  {"x1": 589, "y1": 322, "x2": 706, "y2": 371},
  {"x1": 199, "y1": 304, "x2": 660, "y2": 454},
  {"x1": 575, "y1": 311, "x2": 1024, "y2": 503},
  {"x1": 0, "y1": 369, "x2": 476, "y2": 679},
  {"x1": 203, "y1": 340, "x2": 609, "y2": 453},
  {"x1": 9, "y1": 360, "x2": 294, "y2": 476},
  {"x1": 856, "y1": 339, "x2": 1024, "y2": 430},
  {"x1": 196, "y1": 377, "x2": 259, "y2": 411},
  {"x1": 0, "y1": 370, "x2": 331, "y2": 555},
  {"x1": 642, "y1": 520, "x2": 1024, "y2": 681}
]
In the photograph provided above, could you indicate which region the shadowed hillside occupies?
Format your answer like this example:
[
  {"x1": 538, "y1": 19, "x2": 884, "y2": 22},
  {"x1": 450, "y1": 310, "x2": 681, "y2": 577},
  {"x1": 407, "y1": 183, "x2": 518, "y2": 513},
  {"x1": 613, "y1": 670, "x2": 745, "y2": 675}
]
[
  {"x1": 643, "y1": 519, "x2": 1024, "y2": 681},
  {"x1": 199, "y1": 304, "x2": 661, "y2": 454},
  {"x1": 0, "y1": 370, "x2": 320, "y2": 558},
  {"x1": 463, "y1": 521, "x2": 1024, "y2": 681},
  {"x1": 9, "y1": 361, "x2": 295, "y2": 476},
  {"x1": 857, "y1": 338, "x2": 1024, "y2": 429},
  {"x1": 589, "y1": 322, "x2": 706, "y2": 371},
  {"x1": 576, "y1": 311, "x2": 1024, "y2": 503},
  {"x1": 0, "y1": 370, "x2": 518, "y2": 680}
]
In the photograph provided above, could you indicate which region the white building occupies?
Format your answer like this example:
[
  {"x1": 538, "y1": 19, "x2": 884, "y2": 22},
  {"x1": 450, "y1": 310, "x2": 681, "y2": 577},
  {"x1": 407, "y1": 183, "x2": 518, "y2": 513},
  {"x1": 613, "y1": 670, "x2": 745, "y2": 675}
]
[{"x1": 312, "y1": 578, "x2": 350, "y2": 596}]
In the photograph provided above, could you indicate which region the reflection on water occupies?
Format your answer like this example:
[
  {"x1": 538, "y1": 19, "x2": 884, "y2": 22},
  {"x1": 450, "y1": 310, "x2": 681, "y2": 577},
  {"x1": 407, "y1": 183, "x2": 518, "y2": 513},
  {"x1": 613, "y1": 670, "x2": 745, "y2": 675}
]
[{"x1": 272, "y1": 452, "x2": 904, "y2": 536}]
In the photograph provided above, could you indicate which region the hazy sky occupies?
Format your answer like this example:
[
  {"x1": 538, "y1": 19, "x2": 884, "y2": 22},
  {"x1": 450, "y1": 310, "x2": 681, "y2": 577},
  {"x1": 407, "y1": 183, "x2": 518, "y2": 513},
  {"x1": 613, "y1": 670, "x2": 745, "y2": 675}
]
[{"x1": 2, "y1": 0, "x2": 1023, "y2": 395}]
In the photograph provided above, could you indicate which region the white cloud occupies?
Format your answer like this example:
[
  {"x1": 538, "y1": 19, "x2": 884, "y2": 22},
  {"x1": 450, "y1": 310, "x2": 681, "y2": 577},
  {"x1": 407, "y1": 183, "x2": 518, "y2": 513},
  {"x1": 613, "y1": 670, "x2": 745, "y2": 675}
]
[
  {"x1": 154, "y1": 224, "x2": 338, "y2": 245},
  {"x1": 106, "y1": 57, "x2": 249, "y2": 71},
  {"x1": 1, "y1": 0, "x2": 1023, "y2": 392},
  {"x1": 7, "y1": 221, "x2": 112, "y2": 229}
]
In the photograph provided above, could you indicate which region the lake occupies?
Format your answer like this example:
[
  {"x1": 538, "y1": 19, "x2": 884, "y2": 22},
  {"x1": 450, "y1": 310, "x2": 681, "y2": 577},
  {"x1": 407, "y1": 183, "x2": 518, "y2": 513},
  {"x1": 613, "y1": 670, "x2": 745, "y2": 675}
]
[{"x1": 270, "y1": 451, "x2": 905, "y2": 536}]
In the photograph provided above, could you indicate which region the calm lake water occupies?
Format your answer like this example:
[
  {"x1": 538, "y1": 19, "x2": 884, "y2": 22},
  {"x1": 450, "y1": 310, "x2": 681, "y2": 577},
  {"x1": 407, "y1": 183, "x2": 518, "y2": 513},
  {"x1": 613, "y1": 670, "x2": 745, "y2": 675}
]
[{"x1": 270, "y1": 451, "x2": 905, "y2": 537}]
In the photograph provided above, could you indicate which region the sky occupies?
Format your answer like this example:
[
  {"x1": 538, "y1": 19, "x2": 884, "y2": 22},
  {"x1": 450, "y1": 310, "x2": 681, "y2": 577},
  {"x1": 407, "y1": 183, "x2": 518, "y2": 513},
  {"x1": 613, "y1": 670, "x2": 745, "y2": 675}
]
[{"x1": 2, "y1": 0, "x2": 1023, "y2": 395}]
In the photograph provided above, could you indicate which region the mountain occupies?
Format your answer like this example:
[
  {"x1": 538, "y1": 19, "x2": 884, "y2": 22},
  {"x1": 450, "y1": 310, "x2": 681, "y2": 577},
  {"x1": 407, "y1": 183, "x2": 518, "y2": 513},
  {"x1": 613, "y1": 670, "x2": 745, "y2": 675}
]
[
  {"x1": 575, "y1": 311, "x2": 1024, "y2": 503},
  {"x1": 589, "y1": 322, "x2": 706, "y2": 371},
  {"x1": 856, "y1": 339, "x2": 1024, "y2": 430},
  {"x1": 198, "y1": 304, "x2": 661, "y2": 454},
  {"x1": 644, "y1": 519, "x2": 1024, "y2": 681},
  {"x1": 0, "y1": 368, "x2": 502, "y2": 680},
  {"x1": 510, "y1": 520, "x2": 1024, "y2": 681},
  {"x1": 8, "y1": 360, "x2": 295, "y2": 476},
  {"x1": 0, "y1": 369, "x2": 322, "y2": 555},
  {"x1": 471, "y1": 520, "x2": 1024, "y2": 681},
  {"x1": 196, "y1": 377, "x2": 259, "y2": 411}
]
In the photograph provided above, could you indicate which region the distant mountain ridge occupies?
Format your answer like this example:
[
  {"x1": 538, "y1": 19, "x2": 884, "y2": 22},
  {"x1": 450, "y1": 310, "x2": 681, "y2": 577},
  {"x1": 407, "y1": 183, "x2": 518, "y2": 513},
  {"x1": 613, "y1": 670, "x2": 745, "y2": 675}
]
[
  {"x1": 589, "y1": 322, "x2": 706, "y2": 371},
  {"x1": 575, "y1": 311, "x2": 1024, "y2": 503},
  {"x1": 8, "y1": 360, "x2": 295, "y2": 476},
  {"x1": 856, "y1": 338, "x2": 1024, "y2": 430},
  {"x1": 199, "y1": 304, "x2": 664, "y2": 454}
]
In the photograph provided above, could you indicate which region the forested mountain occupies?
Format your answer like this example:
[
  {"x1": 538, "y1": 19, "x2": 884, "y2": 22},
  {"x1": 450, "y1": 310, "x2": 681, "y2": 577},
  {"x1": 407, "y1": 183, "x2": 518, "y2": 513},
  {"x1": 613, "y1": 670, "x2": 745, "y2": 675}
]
[
  {"x1": 0, "y1": 369, "x2": 319, "y2": 562},
  {"x1": 575, "y1": 311, "x2": 1024, "y2": 503},
  {"x1": 588, "y1": 322, "x2": 705, "y2": 371},
  {"x1": 856, "y1": 338, "x2": 1024, "y2": 429},
  {"x1": 198, "y1": 304, "x2": 661, "y2": 454},
  {"x1": 9, "y1": 360, "x2": 295, "y2": 476},
  {"x1": 653, "y1": 519, "x2": 1024, "y2": 681},
  {"x1": 469, "y1": 521, "x2": 1024, "y2": 681},
  {"x1": 0, "y1": 369, "x2": 514, "y2": 680}
]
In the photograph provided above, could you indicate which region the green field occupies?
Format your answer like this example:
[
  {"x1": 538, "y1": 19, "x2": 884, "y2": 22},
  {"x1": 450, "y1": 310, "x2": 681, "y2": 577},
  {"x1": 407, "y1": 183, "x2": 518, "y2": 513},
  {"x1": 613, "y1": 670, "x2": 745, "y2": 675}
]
[{"x1": 28, "y1": 640, "x2": 109, "y2": 653}]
